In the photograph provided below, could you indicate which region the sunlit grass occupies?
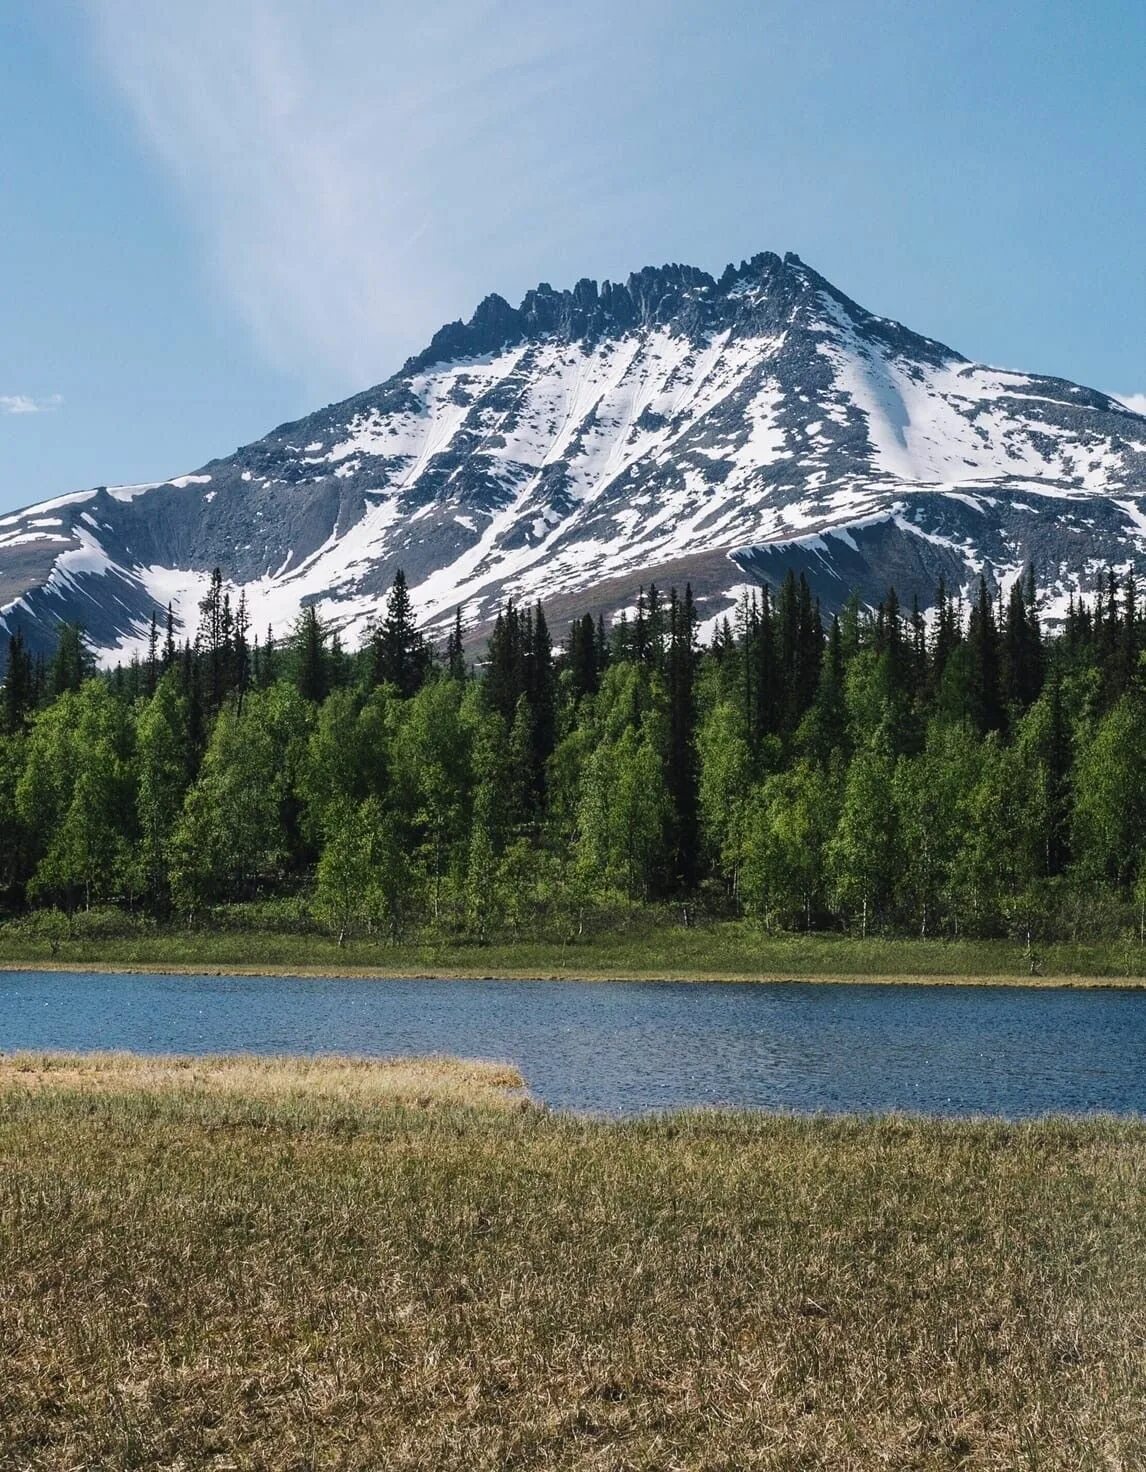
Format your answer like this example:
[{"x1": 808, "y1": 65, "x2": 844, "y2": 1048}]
[
  {"x1": 0, "y1": 1053, "x2": 1142, "y2": 1468},
  {"x1": 0, "y1": 1049, "x2": 528, "y2": 1109},
  {"x1": 3, "y1": 915, "x2": 1146, "y2": 981}
]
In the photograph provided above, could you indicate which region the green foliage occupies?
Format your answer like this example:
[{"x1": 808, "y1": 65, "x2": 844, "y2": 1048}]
[
  {"x1": 135, "y1": 672, "x2": 190, "y2": 908},
  {"x1": 7, "y1": 562, "x2": 1146, "y2": 947},
  {"x1": 17, "y1": 682, "x2": 135, "y2": 910},
  {"x1": 697, "y1": 699, "x2": 752, "y2": 902},
  {"x1": 168, "y1": 692, "x2": 297, "y2": 914},
  {"x1": 576, "y1": 700, "x2": 670, "y2": 901},
  {"x1": 1072, "y1": 690, "x2": 1146, "y2": 888},
  {"x1": 742, "y1": 759, "x2": 839, "y2": 927}
]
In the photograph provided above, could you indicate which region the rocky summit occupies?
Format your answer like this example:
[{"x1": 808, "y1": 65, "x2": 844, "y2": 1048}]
[{"x1": 3, "y1": 250, "x2": 1146, "y2": 664}]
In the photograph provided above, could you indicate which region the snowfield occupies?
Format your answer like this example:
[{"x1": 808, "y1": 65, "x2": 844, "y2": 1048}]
[{"x1": 3, "y1": 250, "x2": 1146, "y2": 665}]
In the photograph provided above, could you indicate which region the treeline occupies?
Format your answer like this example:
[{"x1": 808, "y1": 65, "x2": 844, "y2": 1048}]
[{"x1": 3, "y1": 563, "x2": 1146, "y2": 945}]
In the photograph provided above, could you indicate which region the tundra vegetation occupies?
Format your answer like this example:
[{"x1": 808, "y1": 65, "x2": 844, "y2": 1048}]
[
  {"x1": 4, "y1": 566, "x2": 1146, "y2": 971},
  {"x1": 0, "y1": 1052, "x2": 1142, "y2": 1470}
]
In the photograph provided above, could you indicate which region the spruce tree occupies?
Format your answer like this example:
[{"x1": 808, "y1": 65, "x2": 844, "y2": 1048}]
[
  {"x1": 666, "y1": 586, "x2": 699, "y2": 890},
  {"x1": 293, "y1": 606, "x2": 329, "y2": 704},
  {"x1": 446, "y1": 607, "x2": 467, "y2": 681},
  {"x1": 932, "y1": 576, "x2": 960, "y2": 686},
  {"x1": 595, "y1": 614, "x2": 610, "y2": 675},
  {"x1": 527, "y1": 602, "x2": 556, "y2": 803},
  {"x1": 646, "y1": 584, "x2": 667, "y2": 671},
  {"x1": 567, "y1": 613, "x2": 599, "y2": 701},
  {"x1": 752, "y1": 585, "x2": 781, "y2": 746},
  {"x1": 2, "y1": 631, "x2": 34, "y2": 732},
  {"x1": 48, "y1": 623, "x2": 91, "y2": 697},
  {"x1": 1002, "y1": 568, "x2": 1043, "y2": 712},
  {"x1": 967, "y1": 576, "x2": 1004, "y2": 734},
  {"x1": 632, "y1": 588, "x2": 648, "y2": 667},
  {"x1": 799, "y1": 615, "x2": 849, "y2": 764},
  {"x1": 485, "y1": 601, "x2": 524, "y2": 724},
  {"x1": 163, "y1": 604, "x2": 177, "y2": 667},
  {"x1": 258, "y1": 626, "x2": 279, "y2": 688},
  {"x1": 371, "y1": 570, "x2": 428, "y2": 697},
  {"x1": 197, "y1": 568, "x2": 228, "y2": 711},
  {"x1": 145, "y1": 614, "x2": 159, "y2": 696}
]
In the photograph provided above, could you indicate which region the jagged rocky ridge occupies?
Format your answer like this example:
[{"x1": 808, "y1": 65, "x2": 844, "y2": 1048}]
[{"x1": 3, "y1": 250, "x2": 1146, "y2": 663}]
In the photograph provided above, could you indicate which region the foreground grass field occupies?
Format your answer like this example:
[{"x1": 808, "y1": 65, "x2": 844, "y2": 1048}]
[
  {"x1": 3, "y1": 917, "x2": 1146, "y2": 982},
  {"x1": 0, "y1": 1054, "x2": 1142, "y2": 1470}
]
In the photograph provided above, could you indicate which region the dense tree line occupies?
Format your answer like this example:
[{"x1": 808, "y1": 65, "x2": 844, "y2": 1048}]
[{"x1": 4, "y1": 563, "x2": 1146, "y2": 946}]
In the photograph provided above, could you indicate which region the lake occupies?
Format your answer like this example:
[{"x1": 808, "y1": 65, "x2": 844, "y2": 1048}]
[{"x1": 1, "y1": 970, "x2": 1143, "y2": 1116}]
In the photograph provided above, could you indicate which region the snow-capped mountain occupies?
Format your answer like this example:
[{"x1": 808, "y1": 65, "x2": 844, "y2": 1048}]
[{"x1": 4, "y1": 249, "x2": 1146, "y2": 664}]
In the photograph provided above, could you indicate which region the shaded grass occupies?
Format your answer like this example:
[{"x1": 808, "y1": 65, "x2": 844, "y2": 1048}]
[
  {"x1": 0, "y1": 1055, "x2": 1143, "y2": 1469},
  {"x1": 3, "y1": 919, "x2": 1146, "y2": 982}
]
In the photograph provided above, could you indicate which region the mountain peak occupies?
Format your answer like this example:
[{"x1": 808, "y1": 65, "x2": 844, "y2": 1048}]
[
  {"x1": 405, "y1": 249, "x2": 824, "y2": 375},
  {"x1": 4, "y1": 249, "x2": 1146, "y2": 670}
]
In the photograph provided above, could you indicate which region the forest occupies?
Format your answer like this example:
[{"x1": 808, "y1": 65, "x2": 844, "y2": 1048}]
[{"x1": 2, "y1": 563, "x2": 1146, "y2": 948}]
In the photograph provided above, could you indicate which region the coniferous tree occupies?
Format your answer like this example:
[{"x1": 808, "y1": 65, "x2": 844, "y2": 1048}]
[
  {"x1": 163, "y1": 604, "x2": 177, "y2": 668},
  {"x1": 446, "y1": 607, "x2": 467, "y2": 681},
  {"x1": 567, "y1": 613, "x2": 600, "y2": 701},
  {"x1": 796, "y1": 577, "x2": 824, "y2": 720},
  {"x1": 370, "y1": 570, "x2": 428, "y2": 697},
  {"x1": 753, "y1": 585, "x2": 781, "y2": 746},
  {"x1": 777, "y1": 571, "x2": 800, "y2": 729},
  {"x1": 908, "y1": 595, "x2": 927, "y2": 695},
  {"x1": 1025, "y1": 674, "x2": 1072, "y2": 878},
  {"x1": 145, "y1": 614, "x2": 160, "y2": 696},
  {"x1": 736, "y1": 592, "x2": 757, "y2": 748},
  {"x1": 232, "y1": 591, "x2": 251, "y2": 710},
  {"x1": 645, "y1": 584, "x2": 667, "y2": 672},
  {"x1": 197, "y1": 568, "x2": 229, "y2": 711},
  {"x1": 595, "y1": 615, "x2": 610, "y2": 675},
  {"x1": 485, "y1": 600, "x2": 525, "y2": 724},
  {"x1": 293, "y1": 606, "x2": 329, "y2": 704},
  {"x1": 1002, "y1": 568, "x2": 1043, "y2": 712},
  {"x1": 179, "y1": 641, "x2": 206, "y2": 763},
  {"x1": 258, "y1": 626, "x2": 279, "y2": 688},
  {"x1": 1119, "y1": 569, "x2": 1139, "y2": 695},
  {"x1": 632, "y1": 588, "x2": 648, "y2": 668},
  {"x1": 2, "y1": 631, "x2": 34, "y2": 732},
  {"x1": 932, "y1": 576, "x2": 960, "y2": 686},
  {"x1": 666, "y1": 586, "x2": 699, "y2": 890},
  {"x1": 526, "y1": 602, "x2": 556, "y2": 804},
  {"x1": 48, "y1": 623, "x2": 91, "y2": 697},
  {"x1": 798, "y1": 615, "x2": 849, "y2": 764},
  {"x1": 967, "y1": 576, "x2": 1004, "y2": 734}
]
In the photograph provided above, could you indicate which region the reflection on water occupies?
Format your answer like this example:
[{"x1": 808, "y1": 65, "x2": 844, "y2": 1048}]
[{"x1": 1, "y1": 971, "x2": 1143, "y2": 1116}]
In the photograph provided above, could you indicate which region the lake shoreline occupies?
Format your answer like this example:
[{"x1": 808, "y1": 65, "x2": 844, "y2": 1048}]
[
  {"x1": 2, "y1": 957, "x2": 1144, "y2": 988},
  {"x1": 6, "y1": 919, "x2": 1146, "y2": 986}
]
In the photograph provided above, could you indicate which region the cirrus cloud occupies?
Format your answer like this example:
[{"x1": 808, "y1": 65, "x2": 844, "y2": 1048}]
[{"x1": 77, "y1": 0, "x2": 638, "y2": 394}]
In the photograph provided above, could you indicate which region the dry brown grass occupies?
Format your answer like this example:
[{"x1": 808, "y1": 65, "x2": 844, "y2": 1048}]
[
  {"x1": 0, "y1": 1056, "x2": 1142, "y2": 1470},
  {"x1": 0, "y1": 1049, "x2": 528, "y2": 1110}
]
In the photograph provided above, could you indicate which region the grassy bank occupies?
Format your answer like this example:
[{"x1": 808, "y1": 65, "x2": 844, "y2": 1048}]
[
  {"x1": 3, "y1": 916, "x2": 1146, "y2": 982},
  {"x1": 0, "y1": 1054, "x2": 1142, "y2": 1469}
]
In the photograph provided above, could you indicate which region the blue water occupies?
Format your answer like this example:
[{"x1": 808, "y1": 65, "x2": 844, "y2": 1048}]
[{"x1": 0, "y1": 971, "x2": 1143, "y2": 1116}]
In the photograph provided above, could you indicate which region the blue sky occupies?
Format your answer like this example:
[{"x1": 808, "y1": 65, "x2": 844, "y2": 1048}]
[{"x1": 2, "y1": 0, "x2": 1144, "y2": 514}]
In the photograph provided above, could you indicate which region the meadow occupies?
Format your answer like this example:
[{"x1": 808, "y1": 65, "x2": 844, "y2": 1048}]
[
  {"x1": 3, "y1": 910, "x2": 1146, "y2": 983},
  {"x1": 0, "y1": 1052, "x2": 1142, "y2": 1469}
]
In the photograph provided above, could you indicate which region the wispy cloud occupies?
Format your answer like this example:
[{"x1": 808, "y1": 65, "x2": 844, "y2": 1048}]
[
  {"x1": 78, "y1": 0, "x2": 630, "y2": 393},
  {"x1": 1, "y1": 394, "x2": 63, "y2": 416},
  {"x1": 1115, "y1": 393, "x2": 1146, "y2": 416}
]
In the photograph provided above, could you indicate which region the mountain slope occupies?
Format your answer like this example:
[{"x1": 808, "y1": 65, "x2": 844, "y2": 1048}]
[{"x1": 4, "y1": 250, "x2": 1146, "y2": 662}]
